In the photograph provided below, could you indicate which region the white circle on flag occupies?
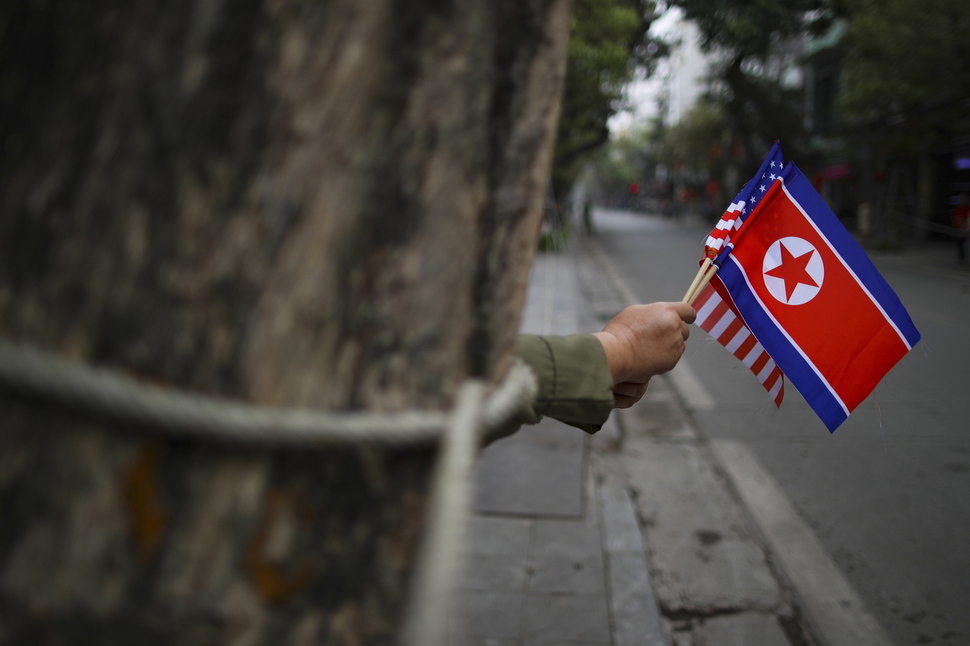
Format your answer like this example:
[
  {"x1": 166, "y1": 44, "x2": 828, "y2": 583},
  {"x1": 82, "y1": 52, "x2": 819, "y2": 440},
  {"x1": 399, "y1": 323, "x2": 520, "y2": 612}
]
[{"x1": 762, "y1": 237, "x2": 824, "y2": 305}]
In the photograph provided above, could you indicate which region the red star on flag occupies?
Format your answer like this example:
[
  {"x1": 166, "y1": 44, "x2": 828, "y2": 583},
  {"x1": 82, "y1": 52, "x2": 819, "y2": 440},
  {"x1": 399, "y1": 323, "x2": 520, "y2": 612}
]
[{"x1": 765, "y1": 242, "x2": 818, "y2": 301}]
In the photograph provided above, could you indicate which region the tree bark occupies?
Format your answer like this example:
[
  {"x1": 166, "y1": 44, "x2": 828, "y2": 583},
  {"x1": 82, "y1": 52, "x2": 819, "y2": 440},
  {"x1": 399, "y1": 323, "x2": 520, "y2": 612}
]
[{"x1": 0, "y1": 1, "x2": 572, "y2": 643}]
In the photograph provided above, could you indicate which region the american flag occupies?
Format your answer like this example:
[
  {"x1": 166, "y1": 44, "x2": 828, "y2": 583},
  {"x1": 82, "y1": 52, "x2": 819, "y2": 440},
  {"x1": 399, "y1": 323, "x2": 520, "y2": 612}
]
[
  {"x1": 704, "y1": 142, "x2": 784, "y2": 260},
  {"x1": 693, "y1": 281, "x2": 785, "y2": 407}
]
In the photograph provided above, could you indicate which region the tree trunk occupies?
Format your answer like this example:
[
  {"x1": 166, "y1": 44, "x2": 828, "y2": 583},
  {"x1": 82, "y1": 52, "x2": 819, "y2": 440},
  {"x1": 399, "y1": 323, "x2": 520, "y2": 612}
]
[{"x1": 0, "y1": 1, "x2": 572, "y2": 643}]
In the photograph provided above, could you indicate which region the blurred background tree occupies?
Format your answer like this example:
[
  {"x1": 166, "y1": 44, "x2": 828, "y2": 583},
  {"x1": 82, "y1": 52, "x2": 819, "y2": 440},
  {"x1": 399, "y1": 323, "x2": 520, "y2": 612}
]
[
  {"x1": 577, "y1": 0, "x2": 839, "y2": 224},
  {"x1": 583, "y1": 124, "x2": 654, "y2": 207},
  {"x1": 833, "y1": 0, "x2": 970, "y2": 241},
  {"x1": 839, "y1": 0, "x2": 970, "y2": 153},
  {"x1": 550, "y1": 0, "x2": 668, "y2": 202},
  {"x1": 584, "y1": 97, "x2": 733, "y2": 217},
  {"x1": 667, "y1": 0, "x2": 838, "y2": 168}
]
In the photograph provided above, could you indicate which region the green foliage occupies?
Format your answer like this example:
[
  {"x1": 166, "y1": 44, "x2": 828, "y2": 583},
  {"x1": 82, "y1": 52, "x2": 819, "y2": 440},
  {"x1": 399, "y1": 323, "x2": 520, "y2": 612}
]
[
  {"x1": 838, "y1": 0, "x2": 970, "y2": 152},
  {"x1": 673, "y1": 0, "x2": 835, "y2": 60},
  {"x1": 584, "y1": 125, "x2": 654, "y2": 197},
  {"x1": 584, "y1": 100, "x2": 728, "y2": 206},
  {"x1": 551, "y1": 0, "x2": 665, "y2": 199},
  {"x1": 665, "y1": 0, "x2": 836, "y2": 166},
  {"x1": 654, "y1": 98, "x2": 738, "y2": 213},
  {"x1": 658, "y1": 97, "x2": 726, "y2": 173}
]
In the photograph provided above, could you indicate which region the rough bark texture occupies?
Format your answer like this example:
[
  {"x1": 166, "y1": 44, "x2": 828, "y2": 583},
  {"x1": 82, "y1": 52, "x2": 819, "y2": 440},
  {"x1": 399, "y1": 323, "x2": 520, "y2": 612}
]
[
  {"x1": 0, "y1": 398, "x2": 432, "y2": 645},
  {"x1": 0, "y1": 0, "x2": 572, "y2": 643}
]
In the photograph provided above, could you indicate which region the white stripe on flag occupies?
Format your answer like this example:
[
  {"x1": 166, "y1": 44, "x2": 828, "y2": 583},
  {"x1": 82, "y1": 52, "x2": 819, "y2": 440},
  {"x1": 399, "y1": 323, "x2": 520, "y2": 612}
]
[
  {"x1": 696, "y1": 294, "x2": 720, "y2": 323},
  {"x1": 709, "y1": 309, "x2": 736, "y2": 339},
  {"x1": 705, "y1": 208, "x2": 744, "y2": 250},
  {"x1": 768, "y1": 373, "x2": 784, "y2": 402},
  {"x1": 757, "y1": 360, "x2": 776, "y2": 384},
  {"x1": 725, "y1": 327, "x2": 750, "y2": 353},
  {"x1": 765, "y1": 366, "x2": 785, "y2": 399},
  {"x1": 741, "y1": 343, "x2": 762, "y2": 369},
  {"x1": 694, "y1": 284, "x2": 784, "y2": 408}
]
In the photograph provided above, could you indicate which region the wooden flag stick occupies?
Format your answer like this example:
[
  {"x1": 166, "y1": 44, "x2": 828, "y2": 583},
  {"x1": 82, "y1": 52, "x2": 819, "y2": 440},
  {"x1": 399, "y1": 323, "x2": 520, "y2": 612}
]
[
  {"x1": 682, "y1": 256, "x2": 713, "y2": 303},
  {"x1": 685, "y1": 261, "x2": 719, "y2": 306}
]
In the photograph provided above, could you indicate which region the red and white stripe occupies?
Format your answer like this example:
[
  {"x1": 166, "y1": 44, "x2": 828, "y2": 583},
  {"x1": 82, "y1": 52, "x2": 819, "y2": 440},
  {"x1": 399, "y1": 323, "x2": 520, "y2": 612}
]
[
  {"x1": 703, "y1": 201, "x2": 746, "y2": 258},
  {"x1": 694, "y1": 281, "x2": 785, "y2": 406}
]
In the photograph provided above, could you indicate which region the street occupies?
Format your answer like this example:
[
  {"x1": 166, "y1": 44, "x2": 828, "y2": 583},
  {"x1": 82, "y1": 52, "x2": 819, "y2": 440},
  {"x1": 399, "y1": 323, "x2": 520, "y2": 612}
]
[{"x1": 590, "y1": 206, "x2": 970, "y2": 646}]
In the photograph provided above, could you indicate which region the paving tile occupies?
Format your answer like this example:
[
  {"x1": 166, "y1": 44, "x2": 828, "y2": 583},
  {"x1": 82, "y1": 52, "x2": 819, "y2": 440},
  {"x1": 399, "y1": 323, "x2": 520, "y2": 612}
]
[
  {"x1": 611, "y1": 592, "x2": 668, "y2": 646},
  {"x1": 528, "y1": 554, "x2": 606, "y2": 595},
  {"x1": 463, "y1": 516, "x2": 533, "y2": 557},
  {"x1": 622, "y1": 440, "x2": 782, "y2": 613},
  {"x1": 532, "y1": 518, "x2": 602, "y2": 559},
  {"x1": 459, "y1": 553, "x2": 530, "y2": 592},
  {"x1": 693, "y1": 612, "x2": 791, "y2": 646},
  {"x1": 449, "y1": 614, "x2": 523, "y2": 646},
  {"x1": 457, "y1": 590, "x2": 527, "y2": 641},
  {"x1": 450, "y1": 634, "x2": 520, "y2": 646},
  {"x1": 523, "y1": 594, "x2": 612, "y2": 643},
  {"x1": 608, "y1": 554, "x2": 668, "y2": 646},
  {"x1": 608, "y1": 553, "x2": 652, "y2": 599},
  {"x1": 520, "y1": 253, "x2": 582, "y2": 336},
  {"x1": 598, "y1": 483, "x2": 643, "y2": 554},
  {"x1": 474, "y1": 420, "x2": 587, "y2": 517}
]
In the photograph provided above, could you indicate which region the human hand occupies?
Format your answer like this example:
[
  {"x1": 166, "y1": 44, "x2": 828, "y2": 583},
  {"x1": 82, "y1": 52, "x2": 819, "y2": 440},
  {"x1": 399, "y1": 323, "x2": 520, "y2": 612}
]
[{"x1": 592, "y1": 302, "x2": 696, "y2": 408}]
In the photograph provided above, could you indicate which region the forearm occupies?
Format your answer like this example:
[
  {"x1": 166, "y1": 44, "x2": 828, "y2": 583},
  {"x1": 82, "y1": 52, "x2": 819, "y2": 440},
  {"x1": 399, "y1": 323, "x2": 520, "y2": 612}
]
[{"x1": 513, "y1": 334, "x2": 614, "y2": 434}]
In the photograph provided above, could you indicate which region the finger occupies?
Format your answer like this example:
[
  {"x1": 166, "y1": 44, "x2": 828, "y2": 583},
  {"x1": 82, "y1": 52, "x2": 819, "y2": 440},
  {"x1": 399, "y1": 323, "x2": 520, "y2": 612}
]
[
  {"x1": 612, "y1": 381, "x2": 648, "y2": 399},
  {"x1": 670, "y1": 301, "x2": 697, "y2": 324},
  {"x1": 612, "y1": 393, "x2": 642, "y2": 409},
  {"x1": 681, "y1": 320, "x2": 691, "y2": 341}
]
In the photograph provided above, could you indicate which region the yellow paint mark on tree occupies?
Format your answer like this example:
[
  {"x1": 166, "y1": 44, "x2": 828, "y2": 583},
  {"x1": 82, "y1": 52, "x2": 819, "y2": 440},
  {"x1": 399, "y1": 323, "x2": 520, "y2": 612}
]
[
  {"x1": 123, "y1": 442, "x2": 168, "y2": 563},
  {"x1": 245, "y1": 488, "x2": 315, "y2": 603}
]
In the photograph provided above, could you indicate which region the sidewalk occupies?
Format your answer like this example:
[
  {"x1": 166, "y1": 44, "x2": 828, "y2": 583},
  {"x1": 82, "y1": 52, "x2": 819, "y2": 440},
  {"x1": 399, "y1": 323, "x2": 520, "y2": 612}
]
[
  {"x1": 448, "y1": 240, "x2": 808, "y2": 646},
  {"x1": 449, "y1": 249, "x2": 664, "y2": 646}
]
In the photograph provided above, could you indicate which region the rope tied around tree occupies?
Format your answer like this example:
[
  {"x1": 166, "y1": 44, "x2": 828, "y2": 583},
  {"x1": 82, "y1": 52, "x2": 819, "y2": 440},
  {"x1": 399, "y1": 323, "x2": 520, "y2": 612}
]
[
  {"x1": 0, "y1": 340, "x2": 538, "y2": 448},
  {"x1": 0, "y1": 339, "x2": 539, "y2": 645}
]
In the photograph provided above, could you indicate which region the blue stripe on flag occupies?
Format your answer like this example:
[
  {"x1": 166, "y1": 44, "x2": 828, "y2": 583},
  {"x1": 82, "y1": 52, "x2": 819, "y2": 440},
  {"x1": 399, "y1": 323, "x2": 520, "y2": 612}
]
[
  {"x1": 734, "y1": 142, "x2": 784, "y2": 224},
  {"x1": 718, "y1": 254, "x2": 850, "y2": 431}
]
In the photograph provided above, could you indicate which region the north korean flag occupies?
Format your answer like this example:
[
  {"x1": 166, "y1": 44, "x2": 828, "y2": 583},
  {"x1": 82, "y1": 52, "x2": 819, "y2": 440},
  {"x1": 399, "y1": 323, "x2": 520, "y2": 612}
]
[{"x1": 714, "y1": 163, "x2": 921, "y2": 432}]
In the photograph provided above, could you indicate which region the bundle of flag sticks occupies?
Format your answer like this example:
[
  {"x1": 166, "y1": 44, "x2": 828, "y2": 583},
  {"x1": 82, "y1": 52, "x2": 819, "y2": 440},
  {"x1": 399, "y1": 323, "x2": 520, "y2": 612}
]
[{"x1": 682, "y1": 257, "x2": 715, "y2": 305}]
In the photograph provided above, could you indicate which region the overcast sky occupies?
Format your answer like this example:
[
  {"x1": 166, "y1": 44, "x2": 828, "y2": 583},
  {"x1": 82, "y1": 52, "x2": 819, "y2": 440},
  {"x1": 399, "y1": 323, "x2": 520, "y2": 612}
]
[{"x1": 608, "y1": 7, "x2": 684, "y2": 135}]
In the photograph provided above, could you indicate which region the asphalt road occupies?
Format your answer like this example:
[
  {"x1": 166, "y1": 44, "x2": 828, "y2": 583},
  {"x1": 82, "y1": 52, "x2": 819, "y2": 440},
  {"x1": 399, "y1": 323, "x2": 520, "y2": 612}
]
[{"x1": 589, "y1": 207, "x2": 970, "y2": 646}]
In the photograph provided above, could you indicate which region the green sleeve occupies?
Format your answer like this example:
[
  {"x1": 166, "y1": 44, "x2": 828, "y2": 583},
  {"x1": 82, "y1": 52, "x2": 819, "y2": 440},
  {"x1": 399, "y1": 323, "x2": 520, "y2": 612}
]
[{"x1": 513, "y1": 334, "x2": 615, "y2": 434}]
